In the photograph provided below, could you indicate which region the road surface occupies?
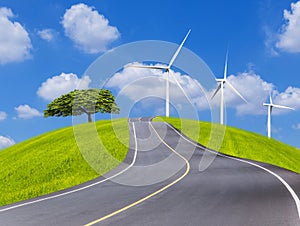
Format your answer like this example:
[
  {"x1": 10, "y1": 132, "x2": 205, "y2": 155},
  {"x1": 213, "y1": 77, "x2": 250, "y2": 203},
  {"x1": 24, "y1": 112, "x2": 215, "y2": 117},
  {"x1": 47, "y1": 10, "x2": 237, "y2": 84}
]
[{"x1": 0, "y1": 117, "x2": 299, "y2": 225}]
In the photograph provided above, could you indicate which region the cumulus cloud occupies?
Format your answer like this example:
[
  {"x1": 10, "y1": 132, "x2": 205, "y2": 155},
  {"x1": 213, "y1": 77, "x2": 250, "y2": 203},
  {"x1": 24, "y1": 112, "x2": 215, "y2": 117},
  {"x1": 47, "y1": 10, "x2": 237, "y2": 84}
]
[
  {"x1": 37, "y1": 73, "x2": 91, "y2": 101},
  {"x1": 0, "y1": 7, "x2": 32, "y2": 64},
  {"x1": 108, "y1": 64, "x2": 300, "y2": 117},
  {"x1": 107, "y1": 63, "x2": 159, "y2": 89},
  {"x1": 0, "y1": 111, "x2": 7, "y2": 121},
  {"x1": 276, "y1": 1, "x2": 300, "y2": 52},
  {"x1": 15, "y1": 104, "x2": 42, "y2": 119},
  {"x1": 37, "y1": 28, "x2": 56, "y2": 41},
  {"x1": 107, "y1": 63, "x2": 205, "y2": 100},
  {"x1": 273, "y1": 86, "x2": 300, "y2": 110},
  {"x1": 222, "y1": 71, "x2": 273, "y2": 115},
  {"x1": 210, "y1": 71, "x2": 300, "y2": 116},
  {"x1": 0, "y1": 135, "x2": 15, "y2": 149},
  {"x1": 61, "y1": 3, "x2": 120, "y2": 53},
  {"x1": 107, "y1": 63, "x2": 209, "y2": 110},
  {"x1": 292, "y1": 123, "x2": 300, "y2": 130}
]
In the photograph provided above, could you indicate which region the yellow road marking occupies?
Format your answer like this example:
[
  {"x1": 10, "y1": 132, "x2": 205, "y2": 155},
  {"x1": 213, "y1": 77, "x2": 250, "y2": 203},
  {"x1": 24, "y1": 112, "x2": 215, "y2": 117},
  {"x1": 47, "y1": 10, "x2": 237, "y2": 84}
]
[{"x1": 84, "y1": 122, "x2": 191, "y2": 226}]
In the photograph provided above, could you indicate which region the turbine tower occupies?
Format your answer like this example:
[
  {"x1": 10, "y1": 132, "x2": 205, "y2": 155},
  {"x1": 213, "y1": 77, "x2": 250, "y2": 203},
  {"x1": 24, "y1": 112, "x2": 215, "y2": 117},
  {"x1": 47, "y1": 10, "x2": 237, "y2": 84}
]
[
  {"x1": 211, "y1": 51, "x2": 247, "y2": 125},
  {"x1": 128, "y1": 29, "x2": 191, "y2": 117},
  {"x1": 263, "y1": 95, "x2": 294, "y2": 138}
]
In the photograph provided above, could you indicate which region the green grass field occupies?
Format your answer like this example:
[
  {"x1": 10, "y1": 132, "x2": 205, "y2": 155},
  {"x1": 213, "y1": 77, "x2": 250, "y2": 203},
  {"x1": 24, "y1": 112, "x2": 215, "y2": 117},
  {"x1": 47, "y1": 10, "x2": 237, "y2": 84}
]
[
  {"x1": 154, "y1": 117, "x2": 300, "y2": 173},
  {"x1": 0, "y1": 118, "x2": 129, "y2": 206},
  {"x1": 1, "y1": 116, "x2": 299, "y2": 207}
]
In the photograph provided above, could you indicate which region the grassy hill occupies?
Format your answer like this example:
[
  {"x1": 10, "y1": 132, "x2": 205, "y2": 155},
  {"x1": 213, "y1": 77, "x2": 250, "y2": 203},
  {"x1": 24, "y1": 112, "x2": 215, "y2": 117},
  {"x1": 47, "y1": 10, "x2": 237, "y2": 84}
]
[
  {"x1": 0, "y1": 118, "x2": 129, "y2": 206},
  {"x1": 1, "y1": 117, "x2": 299, "y2": 207},
  {"x1": 154, "y1": 117, "x2": 300, "y2": 174}
]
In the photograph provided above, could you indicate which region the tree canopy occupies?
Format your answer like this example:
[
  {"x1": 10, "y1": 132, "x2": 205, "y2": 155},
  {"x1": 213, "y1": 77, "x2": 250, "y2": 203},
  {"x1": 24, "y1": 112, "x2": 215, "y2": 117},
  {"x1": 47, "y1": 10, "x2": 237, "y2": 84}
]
[{"x1": 44, "y1": 89, "x2": 119, "y2": 122}]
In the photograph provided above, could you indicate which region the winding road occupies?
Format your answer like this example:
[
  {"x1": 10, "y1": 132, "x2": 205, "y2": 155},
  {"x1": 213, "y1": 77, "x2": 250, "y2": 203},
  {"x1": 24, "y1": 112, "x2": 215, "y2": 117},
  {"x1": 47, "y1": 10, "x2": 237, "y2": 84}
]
[{"x1": 0, "y1": 118, "x2": 299, "y2": 225}]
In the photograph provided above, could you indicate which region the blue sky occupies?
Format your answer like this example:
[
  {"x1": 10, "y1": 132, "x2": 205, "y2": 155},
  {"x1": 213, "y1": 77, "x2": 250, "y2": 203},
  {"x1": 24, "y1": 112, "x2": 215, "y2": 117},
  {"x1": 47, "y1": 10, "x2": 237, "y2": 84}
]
[{"x1": 0, "y1": 0, "x2": 300, "y2": 148}]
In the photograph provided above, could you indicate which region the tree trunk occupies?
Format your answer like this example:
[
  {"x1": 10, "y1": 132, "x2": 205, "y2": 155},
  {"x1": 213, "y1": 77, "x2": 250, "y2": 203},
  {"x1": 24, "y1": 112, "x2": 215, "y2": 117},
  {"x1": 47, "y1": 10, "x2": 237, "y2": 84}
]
[{"x1": 87, "y1": 113, "x2": 92, "y2": 123}]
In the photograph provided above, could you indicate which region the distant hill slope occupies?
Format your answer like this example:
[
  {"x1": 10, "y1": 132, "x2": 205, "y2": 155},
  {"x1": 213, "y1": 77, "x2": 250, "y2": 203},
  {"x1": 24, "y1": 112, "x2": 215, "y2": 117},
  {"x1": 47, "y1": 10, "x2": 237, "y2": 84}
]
[
  {"x1": 155, "y1": 117, "x2": 300, "y2": 174},
  {"x1": 0, "y1": 119, "x2": 129, "y2": 206}
]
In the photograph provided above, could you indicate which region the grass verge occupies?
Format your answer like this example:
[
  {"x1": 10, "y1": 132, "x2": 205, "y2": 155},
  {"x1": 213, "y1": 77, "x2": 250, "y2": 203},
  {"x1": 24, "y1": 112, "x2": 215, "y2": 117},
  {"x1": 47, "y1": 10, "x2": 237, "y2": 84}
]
[
  {"x1": 0, "y1": 118, "x2": 129, "y2": 206},
  {"x1": 154, "y1": 117, "x2": 300, "y2": 173}
]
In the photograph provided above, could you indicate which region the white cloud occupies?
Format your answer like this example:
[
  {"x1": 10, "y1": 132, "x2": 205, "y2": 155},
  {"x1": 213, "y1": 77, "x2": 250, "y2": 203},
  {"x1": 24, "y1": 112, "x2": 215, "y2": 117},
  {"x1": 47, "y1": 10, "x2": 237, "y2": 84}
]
[
  {"x1": 0, "y1": 7, "x2": 32, "y2": 64},
  {"x1": 61, "y1": 3, "x2": 120, "y2": 53},
  {"x1": 37, "y1": 28, "x2": 55, "y2": 41},
  {"x1": 210, "y1": 71, "x2": 300, "y2": 116},
  {"x1": 107, "y1": 63, "x2": 204, "y2": 101},
  {"x1": 0, "y1": 135, "x2": 15, "y2": 149},
  {"x1": 223, "y1": 71, "x2": 274, "y2": 115},
  {"x1": 211, "y1": 71, "x2": 300, "y2": 116},
  {"x1": 108, "y1": 63, "x2": 300, "y2": 117},
  {"x1": 107, "y1": 64, "x2": 275, "y2": 116},
  {"x1": 292, "y1": 123, "x2": 300, "y2": 130},
  {"x1": 0, "y1": 111, "x2": 7, "y2": 121},
  {"x1": 264, "y1": 26, "x2": 279, "y2": 56},
  {"x1": 15, "y1": 104, "x2": 42, "y2": 119},
  {"x1": 189, "y1": 71, "x2": 274, "y2": 115},
  {"x1": 273, "y1": 86, "x2": 300, "y2": 110},
  {"x1": 107, "y1": 62, "x2": 208, "y2": 110},
  {"x1": 276, "y1": 1, "x2": 300, "y2": 52},
  {"x1": 107, "y1": 63, "x2": 160, "y2": 89},
  {"x1": 37, "y1": 73, "x2": 91, "y2": 101}
]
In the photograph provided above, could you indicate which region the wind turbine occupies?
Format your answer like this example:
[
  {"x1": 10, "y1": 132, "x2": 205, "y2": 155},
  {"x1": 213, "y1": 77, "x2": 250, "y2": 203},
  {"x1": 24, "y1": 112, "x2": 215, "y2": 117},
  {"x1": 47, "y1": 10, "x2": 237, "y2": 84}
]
[
  {"x1": 263, "y1": 95, "x2": 294, "y2": 138},
  {"x1": 211, "y1": 51, "x2": 247, "y2": 125},
  {"x1": 127, "y1": 29, "x2": 191, "y2": 117}
]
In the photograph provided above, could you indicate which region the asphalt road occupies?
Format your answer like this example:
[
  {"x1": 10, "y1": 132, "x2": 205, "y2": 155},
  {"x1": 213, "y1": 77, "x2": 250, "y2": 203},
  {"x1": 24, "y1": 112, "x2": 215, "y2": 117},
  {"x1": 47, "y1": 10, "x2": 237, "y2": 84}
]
[{"x1": 0, "y1": 117, "x2": 299, "y2": 226}]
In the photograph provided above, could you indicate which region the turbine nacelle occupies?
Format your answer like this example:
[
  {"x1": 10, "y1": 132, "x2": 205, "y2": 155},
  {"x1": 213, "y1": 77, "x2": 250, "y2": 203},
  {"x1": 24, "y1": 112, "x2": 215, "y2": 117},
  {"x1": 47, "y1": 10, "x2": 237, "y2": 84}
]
[
  {"x1": 125, "y1": 29, "x2": 191, "y2": 117},
  {"x1": 263, "y1": 103, "x2": 272, "y2": 107},
  {"x1": 211, "y1": 50, "x2": 247, "y2": 124},
  {"x1": 127, "y1": 64, "x2": 168, "y2": 70},
  {"x1": 263, "y1": 95, "x2": 294, "y2": 110},
  {"x1": 263, "y1": 95, "x2": 294, "y2": 138},
  {"x1": 215, "y1": 78, "x2": 226, "y2": 83}
]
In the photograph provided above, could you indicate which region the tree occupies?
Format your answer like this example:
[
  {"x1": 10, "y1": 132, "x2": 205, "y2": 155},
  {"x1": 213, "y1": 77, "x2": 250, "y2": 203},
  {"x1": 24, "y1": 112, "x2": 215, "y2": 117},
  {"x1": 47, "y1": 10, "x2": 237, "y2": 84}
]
[{"x1": 44, "y1": 89, "x2": 119, "y2": 122}]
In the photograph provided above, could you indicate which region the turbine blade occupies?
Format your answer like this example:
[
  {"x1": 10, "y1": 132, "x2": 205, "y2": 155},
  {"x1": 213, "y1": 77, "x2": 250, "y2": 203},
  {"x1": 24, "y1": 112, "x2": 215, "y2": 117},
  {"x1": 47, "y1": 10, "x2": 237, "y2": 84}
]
[
  {"x1": 211, "y1": 84, "x2": 222, "y2": 100},
  {"x1": 169, "y1": 71, "x2": 193, "y2": 104},
  {"x1": 224, "y1": 50, "x2": 228, "y2": 80},
  {"x1": 269, "y1": 95, "x2": 273, "y2": 105},
  {"x1": 272, "y1": 104, "x2": 294, "y2": 110},
  {"x1": 168, "y1": 29, "x2": 191, "y2": 68},
  {"x1": 226, "y1": 81, "x2": 248, "y2": 103},
  {"x1": 126, "y1": 64, "x2": 168, "y2": 70}
]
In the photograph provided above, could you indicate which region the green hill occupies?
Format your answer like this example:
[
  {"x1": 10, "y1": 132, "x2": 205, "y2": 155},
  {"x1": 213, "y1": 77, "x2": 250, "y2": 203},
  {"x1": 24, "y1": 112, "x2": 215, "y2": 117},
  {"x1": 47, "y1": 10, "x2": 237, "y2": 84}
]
[
  {"x1": 1, "y1": 117, "x2": 299, "y2": 207},
  {"x1": 155, "y1": 117, "x2": 300, "y2": 174},
  {"x1": 0, "y1": 118, "x2": 129, "y2": 206}
]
